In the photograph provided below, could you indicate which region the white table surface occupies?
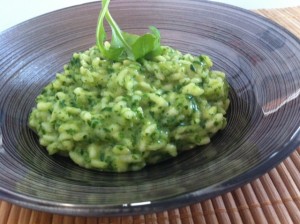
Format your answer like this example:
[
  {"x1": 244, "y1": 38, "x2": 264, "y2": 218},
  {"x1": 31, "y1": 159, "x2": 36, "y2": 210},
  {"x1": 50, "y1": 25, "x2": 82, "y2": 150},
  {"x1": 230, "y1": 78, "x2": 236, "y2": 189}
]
[{"x1": 1, "y1": 0, "x2": 300, "y2": 33}]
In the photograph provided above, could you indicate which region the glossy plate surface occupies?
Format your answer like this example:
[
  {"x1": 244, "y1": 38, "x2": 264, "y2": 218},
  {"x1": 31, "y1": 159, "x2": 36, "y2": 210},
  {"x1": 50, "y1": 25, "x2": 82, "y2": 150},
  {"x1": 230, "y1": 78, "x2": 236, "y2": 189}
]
[{"x1": 0, "y1": 0, "x2": 300, "y2": 216}]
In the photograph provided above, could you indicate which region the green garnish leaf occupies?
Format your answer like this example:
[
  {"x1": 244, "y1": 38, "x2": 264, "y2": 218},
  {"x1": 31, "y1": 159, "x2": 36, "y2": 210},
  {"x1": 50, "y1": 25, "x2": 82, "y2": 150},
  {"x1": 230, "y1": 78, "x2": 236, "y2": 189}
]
[
  {"x1": 131, "y1": 26, "x2": 162, "y2": 60},
  {"x1": 96, "y1": 0, "x2": 161, "y2": 61}
]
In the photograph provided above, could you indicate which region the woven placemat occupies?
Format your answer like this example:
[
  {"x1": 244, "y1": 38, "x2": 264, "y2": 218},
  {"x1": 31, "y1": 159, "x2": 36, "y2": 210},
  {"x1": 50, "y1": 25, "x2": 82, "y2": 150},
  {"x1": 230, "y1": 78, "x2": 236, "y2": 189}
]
[{"x1": 1, "y1": 6, "x2": 300, "y2": 224}]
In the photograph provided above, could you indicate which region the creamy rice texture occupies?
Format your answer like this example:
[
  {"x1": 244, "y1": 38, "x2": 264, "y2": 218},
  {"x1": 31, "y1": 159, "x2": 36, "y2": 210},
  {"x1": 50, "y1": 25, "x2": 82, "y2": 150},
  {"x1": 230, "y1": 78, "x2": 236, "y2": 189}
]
[{"x1": 29, "y1": 46, "x2": 230, "y2": 172}]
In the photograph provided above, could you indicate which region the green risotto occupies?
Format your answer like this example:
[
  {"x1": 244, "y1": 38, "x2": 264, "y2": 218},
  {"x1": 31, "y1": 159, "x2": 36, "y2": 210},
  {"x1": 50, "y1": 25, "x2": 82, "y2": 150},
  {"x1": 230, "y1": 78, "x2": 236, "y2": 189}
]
[{"x1": 29, "y1": 46, "x2": 230, "y2": 172}]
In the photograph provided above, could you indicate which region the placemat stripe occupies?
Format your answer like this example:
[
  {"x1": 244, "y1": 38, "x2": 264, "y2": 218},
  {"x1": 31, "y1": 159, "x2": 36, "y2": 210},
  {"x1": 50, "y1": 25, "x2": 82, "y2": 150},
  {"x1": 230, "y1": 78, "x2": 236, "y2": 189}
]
[
  {"x1": 74, "y1": 216, "x2": 86, "y2": 224},
  {"x1": 190, "y1": 203, "x2": 206, "y2": 224},
  {"x1": 144, "y1": 213, "x2": 156, "y2": 224},
  {"x1": 290, "y1": 150, "x2": 300, "y2": 171},
  {"x1": 51, "y1": 214, "x2": 63, "y2": 224},
  {"x1": 276, "y1": 163, "x2": 300, "y2": 209},
  {"x1": 250, "y1": 179, "x2": 281, "y2": 224},
  {"x1": 0, "y1": 201, "x2": 11, "y2": 224},
  {"x1": 211, "y1": 196, "x2": 231, "y2": 223},
  {"x1": 201, "y1": 200, "x2": 219, "y2": 224},
  {"x1": 221, "y1": 193, "x2": 243, "y2": 224},
  {"x1": 156, "y1": 211, "x2": 169, "y2": 224},
  {"x1": 178, "y1": 206, "x2": 193, "y2": 224},
  {"x1": 17, "y1": 207, "x2": 32, "y2": 224},
  {"x1": 284, "y1": 157, "x2": 300, "y2": 190},
  {"x1": 232, "y1": 189, "x2": 255, "y2": 224},
  {"x1": 269, "y1": 169, "x2": 300, "y2": 223},
  {"x1": 98, "y1": 217, "x2": 110, "y2": 224},
  {"x1": 6, "y1": 204, "x2": 20, "y2": 224},
  {"x1": 240, "y1": 184, "x2": 267, "y2": 224},
  {"x1": 168, "y1": 208, "x2": 182, "y2": 224},
  {"x1": 260, "y1": 173, "x2": 293, "y2": 223}
]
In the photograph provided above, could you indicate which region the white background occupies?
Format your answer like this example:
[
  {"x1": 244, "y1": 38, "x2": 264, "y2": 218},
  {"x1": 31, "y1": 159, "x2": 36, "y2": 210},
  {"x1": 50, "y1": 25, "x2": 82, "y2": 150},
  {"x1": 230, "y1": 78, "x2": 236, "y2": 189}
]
[{"x1": 1, "y1": 0, "x2": 300, "y2": 32}]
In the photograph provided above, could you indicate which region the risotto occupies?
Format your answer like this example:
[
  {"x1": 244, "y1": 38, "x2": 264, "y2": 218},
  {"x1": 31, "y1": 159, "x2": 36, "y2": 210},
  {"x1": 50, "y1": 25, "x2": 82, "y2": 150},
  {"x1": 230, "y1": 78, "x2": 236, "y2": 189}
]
[{"x1": 29, "y1": 45, "x2": 229, "y2": 172}]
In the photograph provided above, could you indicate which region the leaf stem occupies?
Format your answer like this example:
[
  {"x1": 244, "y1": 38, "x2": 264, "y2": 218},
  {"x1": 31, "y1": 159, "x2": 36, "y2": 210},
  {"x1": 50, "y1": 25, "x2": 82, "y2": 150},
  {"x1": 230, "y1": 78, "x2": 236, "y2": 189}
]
[
  {"x1": 105, "y1": 8, "x2": 132, "y2": 52},
  {"x1": 96, "y1": 0, "x2": 109, "y2": 52}
]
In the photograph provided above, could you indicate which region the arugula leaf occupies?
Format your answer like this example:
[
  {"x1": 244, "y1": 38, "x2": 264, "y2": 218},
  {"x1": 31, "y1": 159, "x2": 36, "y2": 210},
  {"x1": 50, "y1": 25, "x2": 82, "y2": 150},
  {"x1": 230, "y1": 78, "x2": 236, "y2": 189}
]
[
  {"x1": 122, "y1": 32, "x2": 140, "y2": 46},
  {"x1": 131, "y1": 26, "x2": 161, "y2": 60},
  {"x1": 96, "y1": 0, "x2": 162, "y2": 61}
]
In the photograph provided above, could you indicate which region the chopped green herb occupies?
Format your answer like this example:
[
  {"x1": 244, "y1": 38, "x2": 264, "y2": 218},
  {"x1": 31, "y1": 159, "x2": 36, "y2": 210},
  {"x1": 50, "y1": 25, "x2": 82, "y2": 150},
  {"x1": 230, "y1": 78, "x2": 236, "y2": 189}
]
[
  {"x1": 190, "y1": 64, "x2": 196, "y2": 72},
  {"x1": 70, "y1": 56, "x2": 81, "y2": 67}
]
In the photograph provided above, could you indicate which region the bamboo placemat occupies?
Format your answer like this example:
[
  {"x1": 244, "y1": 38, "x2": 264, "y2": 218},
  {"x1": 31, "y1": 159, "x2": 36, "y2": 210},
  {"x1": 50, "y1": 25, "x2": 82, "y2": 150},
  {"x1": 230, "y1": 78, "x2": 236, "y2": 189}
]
[{"x1": 1, "y1": 6, "x2": 300, "y2": 224}]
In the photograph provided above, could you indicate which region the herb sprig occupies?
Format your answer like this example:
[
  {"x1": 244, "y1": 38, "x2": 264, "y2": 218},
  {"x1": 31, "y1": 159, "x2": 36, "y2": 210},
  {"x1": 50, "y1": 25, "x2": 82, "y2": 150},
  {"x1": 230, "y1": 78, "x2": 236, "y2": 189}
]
[{"x1": 96, "y1": 0, "x2": 162, "y2": 61}]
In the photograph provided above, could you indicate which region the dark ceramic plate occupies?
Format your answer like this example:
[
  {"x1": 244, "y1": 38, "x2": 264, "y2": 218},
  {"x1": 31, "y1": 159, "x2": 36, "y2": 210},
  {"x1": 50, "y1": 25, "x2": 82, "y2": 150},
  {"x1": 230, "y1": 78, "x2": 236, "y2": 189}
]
[{"x1": 0, "y1": 0, "x2": 300, "y2": 216}]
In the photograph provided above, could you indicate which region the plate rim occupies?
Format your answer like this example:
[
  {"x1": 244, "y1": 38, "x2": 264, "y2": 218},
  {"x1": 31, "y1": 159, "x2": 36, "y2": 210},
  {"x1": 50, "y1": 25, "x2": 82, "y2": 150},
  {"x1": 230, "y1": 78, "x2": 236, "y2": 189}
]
[{"x1": 0, "y1": 0, "x2": 300, "y2": 216}]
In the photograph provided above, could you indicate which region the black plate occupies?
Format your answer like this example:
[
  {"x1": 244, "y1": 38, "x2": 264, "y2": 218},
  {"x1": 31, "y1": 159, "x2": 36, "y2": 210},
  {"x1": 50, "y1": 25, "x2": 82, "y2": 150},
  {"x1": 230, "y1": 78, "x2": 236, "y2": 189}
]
[{"x1": 0, "y1": 0, "x2": 300, "y2": 216}]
